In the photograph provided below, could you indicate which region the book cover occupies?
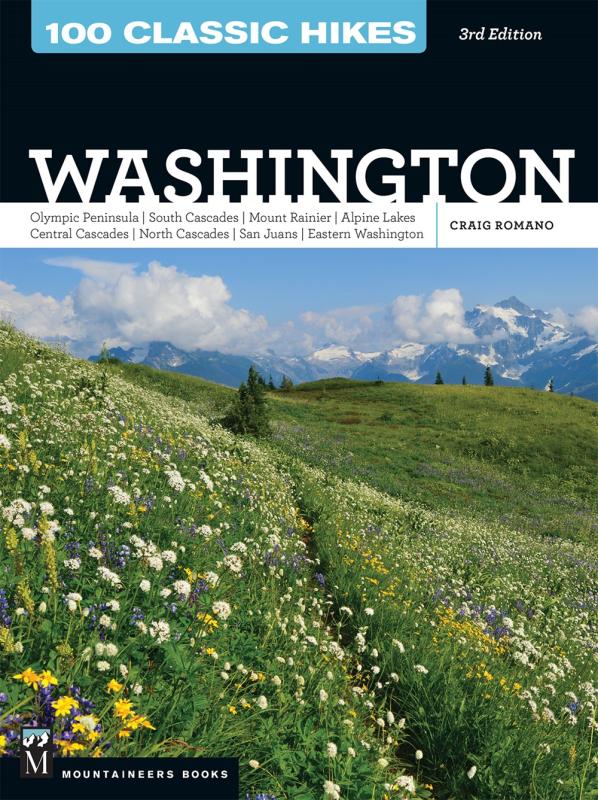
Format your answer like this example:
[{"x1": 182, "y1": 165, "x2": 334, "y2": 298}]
[{"x1": 0, "y1": 2, "x2": 597, "y2": 798}]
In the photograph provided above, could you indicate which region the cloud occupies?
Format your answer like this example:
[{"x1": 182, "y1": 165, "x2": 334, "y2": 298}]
[
  {"x1": 6, "y1": 259, "x2": 593, "y2": 359},
  {"x1": 0, "y1": 280, "x2": 80, "y2": 340},
  {"x1": 297, "y1": 291, "x2": 477, "y2": 349},
  {"x1": 547, "y1": 307, "x2": 572, "y2": 328},
  {"x1": 575, "y1": 305, "x2": 598, "y2": 338},
  {"x1": 389, "y1": 288, "x2": 476, "y2": 344},
  {"x1": 2, "y1": 259, "x2": 271, "y2": 356},
  {"x1": 300, "y1": 305, "x2": 380, "y2": 346},
  {"x1": 71, "y1": 261, "x2": 270, "y2": 353},
  {"x1": 43, "y1": 256, "x2": 138, "y2": 284}
]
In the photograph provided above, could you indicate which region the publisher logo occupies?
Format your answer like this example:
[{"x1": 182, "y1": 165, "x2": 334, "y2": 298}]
[{"x1": 20, "y1": 727, "x2": 53, "y2": 778}]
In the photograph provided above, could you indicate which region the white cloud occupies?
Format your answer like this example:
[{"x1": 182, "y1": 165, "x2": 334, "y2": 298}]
[
  {"x1": 389, "y1": 295, "x2": 424, "y2": 341},
  {"x1": 2, "y1": 260, "x2": 271, "y2": 356},
  {"x1": 0, "y1": 280, "x2": 80, "y2": 340},
  {"x1": 547, "y1": 307, "x2": 572, "y2": 328},
  {"x1": 5, "y1": 259, "x2": 593, "y2": 359},
  {"x1": 300, "y1": 305, "x2": 379, "y2": 345},
  {"x1": 43, "y1": 256, "x2": 137, "y2": 284},
  {"x1": 390, "y1": 288, "x2": 476, "y2": 344},
  {"x1": 71, "y1": 261, "x2": 270, "y2": 353},
  {"x1": 575, "y1": 305, "x2": 598, "y2": 338}
]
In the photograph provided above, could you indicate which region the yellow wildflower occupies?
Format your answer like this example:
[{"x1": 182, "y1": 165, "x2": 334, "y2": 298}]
[
  {"x1": 126, "y1": 715, "x2": 156, "y2": 731},
  {"x1": 114, "y1": 699, "x2": 135, "y2": 720},
  {"x1": 228, "y1": 706, "x2": 237, "y2": 715},
  {"x1": 38, "y1": 669, "x2": 58, "y2": 688},
  {"x1": 52, "y1": 696, "x2": 79, "y2": 717},
  {"x1": 56, "y1": 739, "x2": 85, "y2": 755},
  {"x1": 197, "y1": 612, "x2": 218, "y2": 629},
  {"x1": 106, "y1": 679, "x2": 124, "y2": 693},
  {"x1": 13, "y1": 667, "x2": 41, "y2": 690}
]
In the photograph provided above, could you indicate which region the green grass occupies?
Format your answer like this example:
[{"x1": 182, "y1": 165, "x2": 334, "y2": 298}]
[
  {"x1": 101, "y1": 360, "x2": 234, "y2": 418},
  {"x1": 2, "y1": 332, "x2": 596, "y2": 800},
  {"x1": 269, "y1": 379, "x2": 598, "y2": 543},
  {"x1": 1, "y1": 328, "x2": 421, "y2": 799}
]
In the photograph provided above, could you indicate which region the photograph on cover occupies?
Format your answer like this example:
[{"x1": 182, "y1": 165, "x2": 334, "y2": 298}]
[{"x1": 0, "y1": 248, "x2": 597, "y2": 799}]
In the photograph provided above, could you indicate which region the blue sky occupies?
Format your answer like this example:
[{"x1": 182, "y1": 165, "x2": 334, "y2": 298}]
[
  {"x1": 1, "y1": 248, "x2": 596, "y2": 356},
  {"x1": 1, "y1": 248, "x2": 596, "y2": 322}
]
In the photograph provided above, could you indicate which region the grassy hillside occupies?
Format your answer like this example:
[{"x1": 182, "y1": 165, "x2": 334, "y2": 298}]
[
  {"x1": 1, "y1": 331, "x2": 596, "y2": 800},
  {"x1": 270, "y1": 379, "x2": 598, "y2": 544},
  {"x1": 291, "y1": 463, "x2": 598, "y2": 800},
  {"x1": 0, "y1": 328, "x2": 422, "y2": 799},
  {"x1": 101, "y1": 360, "x2": 234, "y2": 417}
]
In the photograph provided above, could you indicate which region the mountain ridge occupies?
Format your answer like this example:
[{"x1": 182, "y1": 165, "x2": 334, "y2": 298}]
[{"x1": 91, "y1": 297, "x2": 598, "y2": 399}]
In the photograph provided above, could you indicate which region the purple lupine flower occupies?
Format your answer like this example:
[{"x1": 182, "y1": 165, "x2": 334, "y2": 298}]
[
  {"x1": 130, "y1": 607, "x2": 145, "y2": 626},
  {"x1": 0, "y1": 589, "x2": 12, "y2": 627},
  {"x1": 37, "y1": 686, "x2": 56, "y2": 726}
]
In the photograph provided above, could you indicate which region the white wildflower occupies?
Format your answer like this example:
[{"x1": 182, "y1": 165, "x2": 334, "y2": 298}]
[
  {"x1": 165, "y1": 468, "x2": 185, "y2": 492},
  {"x1": 323, "y1": 780, "x2": 341, "y2": 800},
  {"x1": 212, "y1": 601, "x2": 231, "y2": 620},
  {"x1": 108, "y1": 486, "x2": 130, "y2": 505},
  {"x1": 149, "y1": 619, "x2": 171, "y2": 644},
  {"x1": 173, "y1": 580, "x2": 191, "y2": 597},
  {"x1": 223, "y1": 554, "x2": 242, "y2": 574}
]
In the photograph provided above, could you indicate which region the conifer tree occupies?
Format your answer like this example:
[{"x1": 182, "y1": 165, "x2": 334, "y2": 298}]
[
  {"x1": 222, "y1": 366, "x2": 271, "y2": 437},
  {"x1": 268, "y1": 375, "x2": 276, "y2": 391},
  {"x1": 548, "y1": 378, "x2": 555, "y2": 393},
  {"x1": 462, "y1": 376, "x2": 467, "y2": 385},
  {"x1": 280, "y1": 375, "x2": 294, "y2": 391},
  {"x1": 435, "y1": 371, "x2": 444, "y2": 385},
  {"x1": 484, "y1": 366, "x2": 494, "y2": 386}
]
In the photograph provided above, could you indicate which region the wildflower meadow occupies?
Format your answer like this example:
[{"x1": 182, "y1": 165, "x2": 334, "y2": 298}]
[{"x1": 0, "y1": 323, "x2": 596, "y2": 799}]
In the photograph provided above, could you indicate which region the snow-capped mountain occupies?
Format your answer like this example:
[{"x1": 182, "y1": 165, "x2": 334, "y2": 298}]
[{"x1": 93, "y1": 298, "x2": 598, "y2": 400}]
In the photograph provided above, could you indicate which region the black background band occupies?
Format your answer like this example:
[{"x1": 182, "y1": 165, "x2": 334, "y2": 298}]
[
  {"x1": 0, "y1": 757, "x2": 239, "y2": 800},
  {"x1": 1, "y1": 0, "x2": 596, "y2": 202}
]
